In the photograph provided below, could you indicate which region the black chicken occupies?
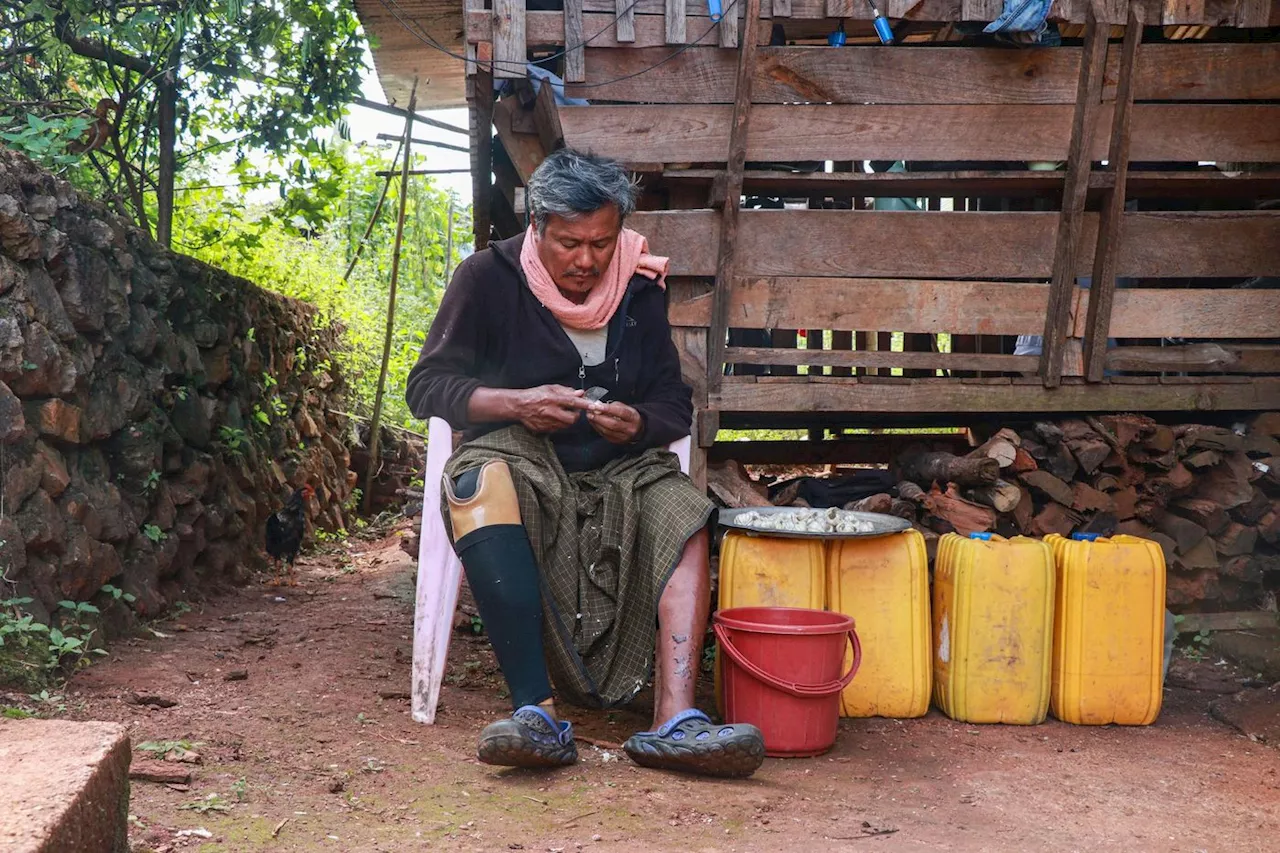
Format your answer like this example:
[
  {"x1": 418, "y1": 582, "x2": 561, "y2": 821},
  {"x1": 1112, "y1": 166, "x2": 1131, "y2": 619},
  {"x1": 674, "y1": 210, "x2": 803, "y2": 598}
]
[{"x1": 265, "y1": 484, "x2": 314, "y2": 583}]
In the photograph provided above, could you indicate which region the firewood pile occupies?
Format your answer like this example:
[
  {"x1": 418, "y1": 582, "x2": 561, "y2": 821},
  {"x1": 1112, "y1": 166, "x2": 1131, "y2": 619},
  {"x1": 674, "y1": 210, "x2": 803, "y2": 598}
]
[{"x1": 710, "y1": 412, "x2": 1280, "y2": 610}]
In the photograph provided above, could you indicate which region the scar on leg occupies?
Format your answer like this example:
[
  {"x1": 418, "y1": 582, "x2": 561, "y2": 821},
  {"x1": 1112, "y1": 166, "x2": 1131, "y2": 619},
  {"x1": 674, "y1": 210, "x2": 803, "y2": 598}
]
[
  {"x1": 674, "y1": 655, "x2": 692, "y2": 679},
  {"x1": 671, "y1": 633, "x2": 689, "y2": 644}
]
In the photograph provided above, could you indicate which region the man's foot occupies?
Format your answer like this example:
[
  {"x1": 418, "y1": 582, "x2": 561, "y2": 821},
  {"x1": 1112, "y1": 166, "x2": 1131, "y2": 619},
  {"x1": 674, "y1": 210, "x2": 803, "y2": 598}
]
[
  {"x1": 623, "y1": 709, "x2": 765, "y2": 778},
  {"x1": 477, "y1": 705, "x2": 578, "y2": 768}
]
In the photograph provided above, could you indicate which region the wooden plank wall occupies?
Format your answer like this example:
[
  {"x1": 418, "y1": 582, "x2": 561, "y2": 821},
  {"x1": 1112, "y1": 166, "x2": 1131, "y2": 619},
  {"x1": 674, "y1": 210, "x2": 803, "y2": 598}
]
[{"x1": 465, "y1": 1, "x2": 1280, "y2": 424}]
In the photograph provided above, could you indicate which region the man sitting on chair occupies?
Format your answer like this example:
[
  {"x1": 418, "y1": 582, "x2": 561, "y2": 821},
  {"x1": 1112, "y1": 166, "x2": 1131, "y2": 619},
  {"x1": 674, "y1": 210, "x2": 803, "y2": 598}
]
[{"x1": 405, "y1": 149, "x2": 765, "y2": 778}]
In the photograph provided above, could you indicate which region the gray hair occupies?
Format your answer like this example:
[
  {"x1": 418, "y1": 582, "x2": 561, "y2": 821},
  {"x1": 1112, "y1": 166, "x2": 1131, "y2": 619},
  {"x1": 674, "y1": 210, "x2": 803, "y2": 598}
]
[{"x1": 526, "y1": 148, "x2": 638, "y2": 235}]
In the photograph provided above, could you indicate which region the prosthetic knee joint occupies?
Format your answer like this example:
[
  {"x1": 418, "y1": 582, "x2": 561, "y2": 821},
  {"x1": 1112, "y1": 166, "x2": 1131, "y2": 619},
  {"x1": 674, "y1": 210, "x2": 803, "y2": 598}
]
[{"x1": 445, "y1": 460, "x2": 522, "y2": 541}]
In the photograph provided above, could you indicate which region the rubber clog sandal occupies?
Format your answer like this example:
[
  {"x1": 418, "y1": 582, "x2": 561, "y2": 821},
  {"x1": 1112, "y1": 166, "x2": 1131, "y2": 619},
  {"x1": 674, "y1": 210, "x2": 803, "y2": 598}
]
[
  {"x1": 477, "y1": 705, "x2": 578, "y2": 769},
  {"x1": 622, "y1": 709, "x2": 765, "y2": 778}
]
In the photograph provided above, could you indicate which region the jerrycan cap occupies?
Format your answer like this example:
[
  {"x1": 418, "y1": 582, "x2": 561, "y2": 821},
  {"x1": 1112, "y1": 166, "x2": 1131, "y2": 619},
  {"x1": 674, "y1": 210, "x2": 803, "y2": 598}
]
[
  {"x1": 1071, "y1": 532, "x2": 1101, "y2": 541},
  {"x1": 968, "y1": 532, "x2": 993, "y2": 540}
]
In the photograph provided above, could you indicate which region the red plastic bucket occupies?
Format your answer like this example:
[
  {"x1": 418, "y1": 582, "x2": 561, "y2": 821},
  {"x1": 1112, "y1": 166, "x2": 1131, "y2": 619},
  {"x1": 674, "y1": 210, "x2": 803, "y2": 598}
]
[{"x1": 714, "y1": 606, "x2": 861, "y2": 758}]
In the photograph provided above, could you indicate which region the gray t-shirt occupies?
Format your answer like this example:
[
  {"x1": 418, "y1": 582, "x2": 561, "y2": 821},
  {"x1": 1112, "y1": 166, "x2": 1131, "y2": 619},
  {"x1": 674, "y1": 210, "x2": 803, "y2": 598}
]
[{"x1": 560, "y1": 324, "x2": 608, "y2": 367}]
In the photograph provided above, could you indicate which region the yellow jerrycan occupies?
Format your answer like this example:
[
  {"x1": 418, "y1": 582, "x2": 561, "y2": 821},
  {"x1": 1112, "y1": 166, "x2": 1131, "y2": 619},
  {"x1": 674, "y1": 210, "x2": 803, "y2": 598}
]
[
  {"x1": 827, "y1": 529, "x2": 931, "y2": 718},
  {"x1": 1045, "y1": 533, "x2": 1166, "y2": 726},
  {"x1": 715, "y1": 530, "x2": 826, "y2": 711},
  {"x1": 933, "y1": 533, "x2": 1055, "y2": 725}
]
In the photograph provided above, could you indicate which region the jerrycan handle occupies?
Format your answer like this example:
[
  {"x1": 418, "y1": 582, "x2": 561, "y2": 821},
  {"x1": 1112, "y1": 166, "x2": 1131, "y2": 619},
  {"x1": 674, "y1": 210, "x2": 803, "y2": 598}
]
[
  {"x1": 968, "y1": 532, "x2": 993, "y2": 540},
  {"x1": 1071, "y1": 532, "x2": 1101, "y2": 541}
]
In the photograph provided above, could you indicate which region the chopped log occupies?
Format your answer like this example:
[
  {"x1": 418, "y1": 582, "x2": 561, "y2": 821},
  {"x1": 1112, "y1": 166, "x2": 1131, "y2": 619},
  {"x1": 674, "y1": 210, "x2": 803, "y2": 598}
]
[
  {"x1": 1258, "y1": 508, "x2": 1280, "y2": 545},
  {"x1": 1067, "y1": 438, "x2": 1111, "y2": 475},
  {"x1": 1093, "y1": 473, "x2": 1120, "y2": 492},
  {"x1": 1045, "y1": 443, "x2": 1079, "y2": 481},
  {"x1": 1071, "y1": 482, "x2": 1115, "y2": 513},
  {"x1": 771, "y1": 478, "x2": 804, "y2": 507},
  {"x1": 845, "y1": 493, "x2": 893, "y2": 514},
  {"x1": 1100, "y1": 449, "x2": 1128, "y2": 472},
  {"x1": 1012, "y1": 488, "x2": 1034, "y2": 531},
  {"x1": 1135, "y1": 497, "x2": 1166, "y2": 525},
  {"x1": 1250, "y1": 412, "x2": 1280, "y2": 439},
  {"x1": 1116, "y1": 519, "x2": 1154, "y2": 538},
  {"x1": 1011, "y1": 447, "x2": 1039, "y2": 474},
  {"x1": 968, "y1": 480, "x2": 1023, "y2": 514},
  {"x1": 1029, "y1": 502, "x2": 1080, "y2": 538},
  {"x1": 897, "y1": 481, "x2": 927, "y2": 504},
  {"x1": 1243, "y1": 433, "x2": 1280, "y2": 459},
  {"x1": 1078, "y1": 512, "x2": 1118, "y2": 537},
  {"x1": 1019, "y1": 470, "x2": 1074, "y2": 507},
  {"x1": 1060, "y1": 419, "x2": 1098, "y2": 442},
  {"x1": 1020, "y1": 436, "x2": 1048, "y2": 461},
  {"x1": 1215, "y1": 522, "x2": 1258, "y2": 557},
  {"x1": 1195, "y1": 452, "x2": 1255, "y2": 509},
  {"x1": 1173, "y1": 537, "x2": 1219, "y2": 572},
  {"x1": 1033, "y1": 421, "x2": 1064, "y2": 446},
  {"x1": 1144, "y1": 425, "x2": 1175, "y2": 453},
  {"x1": 898, "y1": 451, "x2": 999, "y2": 488},
  {"x1": 1234, "y1": 487, "x2": 1271, "y2": 524},
  {"x1": 1171, "y1": 498, "x2": 1229, "y2": 535},
  {"x1": 968, "y1": 432, "x2": 1018, "y2": 468},
  {"x1": 1184, "y1": 449, "x2": 1222, "y2": 469},
  {"x1": 1165, "y1": 463, "x2": 1194, "y2": 493},
  {"x1": 1155, "y1": 512, "x2": 1208, "y2": 554},
  {"x1": 1112, "y1": 487, "x2": 1138, "y2": 520},
  {"x1": 708, "y1": 460, "x2": 768, "y2": 508},
  {"x1": 889, "y1": 499, "x2": 917, "y2": 521},
  {"x1": 1180, "y1": 425, "x2": 1244, "y2": 454},
  {"x1": 923, "y1": 483, "x2": 997, "y2": 537},
  {"x1": 1147, "y1": 531, "x2": 1178, "y2": 565},
  {"x1": 1145, "y1": 448, "x2": 1178, "y2": 471},
  {"x1": 1097, "y1": 414, "x2": 1155, "y2": 448}
]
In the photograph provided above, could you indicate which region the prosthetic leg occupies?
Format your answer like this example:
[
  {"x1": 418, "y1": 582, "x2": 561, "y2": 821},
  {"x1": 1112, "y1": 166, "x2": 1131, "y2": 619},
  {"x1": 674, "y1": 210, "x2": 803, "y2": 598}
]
[{"x1": 446, "y1": 461, "x2": 577, "y2": 767}]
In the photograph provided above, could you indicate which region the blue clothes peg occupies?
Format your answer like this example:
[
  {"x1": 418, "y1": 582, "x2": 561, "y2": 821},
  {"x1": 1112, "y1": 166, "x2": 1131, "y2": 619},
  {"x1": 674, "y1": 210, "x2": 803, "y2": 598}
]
[
  {"x1": 709, "y1": 0, "x2": 722, "y2": 22},
  {"x1": 864, "y1": 0, "x2": 895, "y2": 44},
  {"x1": 828, "y1": 21, "x2": 847, "y2": 46}
]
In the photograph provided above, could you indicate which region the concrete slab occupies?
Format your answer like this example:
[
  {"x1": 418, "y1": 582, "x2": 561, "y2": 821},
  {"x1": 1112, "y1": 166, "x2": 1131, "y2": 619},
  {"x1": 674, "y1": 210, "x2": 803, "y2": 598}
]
[
  {"x1": 0, "y1": 719, "x2": 130, "y2": 853},
  {"x1": 1212, "y1": 627, "x2": 1280, "y2": 683}
]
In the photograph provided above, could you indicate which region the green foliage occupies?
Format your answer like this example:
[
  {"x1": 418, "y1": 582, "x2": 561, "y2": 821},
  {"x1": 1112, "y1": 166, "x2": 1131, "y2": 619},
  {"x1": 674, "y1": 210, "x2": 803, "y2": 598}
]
[
  {"x1": 180, "y1": 793, "x2": 231, "y2": 814},
  {"x1": 0, "y1": 1, "x2": 368, "y2": 237},
  {"x1": 101, "y1": 584, "x2": 136, "y2": 605},
  {"x1": 2, "y1": 706, "x2": 34, "y2": 719},
  {"x1": 0, "y1": 594, "x2": 106, "y2": 689},
  {"x1": 143, "y1": 470, "x2": 162, "y2": 493},
  {"x1": 219, "y1": 425, "x2": 248, "y2": 453},
  {"x1": 142, "y1": 524, "x2": 166, "y2": 543},
  {"x1": 137, "y1": 739, "x2": 197, "y2": 756}
]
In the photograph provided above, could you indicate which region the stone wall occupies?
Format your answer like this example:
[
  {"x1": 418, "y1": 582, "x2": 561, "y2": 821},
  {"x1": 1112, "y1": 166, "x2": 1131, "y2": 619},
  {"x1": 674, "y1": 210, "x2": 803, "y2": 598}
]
[{"x1": 0, "y1": 149, "x2": 355, "y2": 629}]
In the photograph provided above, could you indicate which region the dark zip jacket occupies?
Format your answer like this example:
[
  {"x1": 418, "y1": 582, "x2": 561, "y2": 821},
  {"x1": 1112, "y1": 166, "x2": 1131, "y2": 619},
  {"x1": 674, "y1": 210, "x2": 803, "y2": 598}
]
[{"x1": 404, "y1": 232, "x2": 693, "y2": 473}]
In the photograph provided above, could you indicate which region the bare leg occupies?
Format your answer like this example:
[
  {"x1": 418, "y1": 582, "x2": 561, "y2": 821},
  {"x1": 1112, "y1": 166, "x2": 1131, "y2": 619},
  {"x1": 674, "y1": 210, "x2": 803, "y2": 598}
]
[{"x1": 652, "y1": 527, "x2": 710, "y2": 728}]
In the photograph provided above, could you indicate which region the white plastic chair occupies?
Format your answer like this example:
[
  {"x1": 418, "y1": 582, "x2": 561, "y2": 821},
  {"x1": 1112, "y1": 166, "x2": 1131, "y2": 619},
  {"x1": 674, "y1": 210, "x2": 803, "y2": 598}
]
[{"x1": 411, "y1": 416, "x2": 693, "y2": 723}]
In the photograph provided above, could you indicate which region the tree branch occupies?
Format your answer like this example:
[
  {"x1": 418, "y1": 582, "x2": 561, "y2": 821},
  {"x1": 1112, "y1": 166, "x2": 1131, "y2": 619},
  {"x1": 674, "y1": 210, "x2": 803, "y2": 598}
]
[{"x1": 53, "y1": 12, "x2": 155, "y2": 76}]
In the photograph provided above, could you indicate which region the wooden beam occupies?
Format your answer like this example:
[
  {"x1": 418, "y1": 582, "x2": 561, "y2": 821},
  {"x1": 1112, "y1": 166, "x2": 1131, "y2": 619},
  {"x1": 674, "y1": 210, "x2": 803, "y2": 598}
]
[
  {"x1": 724, "y1": 347, "x2": 1040, "y2": 373},
  {"x1": 354, "y1": 96, "x2": 470, "y2": 137},
  {"x1": 630, "y1": 210, "x2": 1280, "y2": 280},
  {"x1": 470, "y1": 64, "x2": 495, "y2": 250},
  {"x1": 492, "y1": 0, "x2": 527, "y2": 80},
  {"x1": 469, "y1": 10, "x2": 755, "y2": 48},
  {"x1": 374, "y1": 132, "x2": 470, "y2": 154},
  {"x1": 560, "y1": 104, "x2": 1280, "y2": 166},
  {"x1": 492, "y1": 97, "x2": 546, "y2": 183},
  {"x1": 574, "y1": 43, "x2": 1280, "y2": 104},
  {"x1": 564, "y1": 0, "x2": 586, "y2": 82},
  {"x1": 1083, "y1": 290, "x2": 1280, "y2": 340},
  {"x1": 660, "y1": 168, "x2": 1280, "y2": 200},
  {"x1": 711, "y1": 377, "x2": 1280, "y2": 414},
  {"x1": 532, "y1": 80, "x2": 565, "y2": 155},
  {"x1": 1084, "y1": 7, "x2": 1144, "y2": 383},
  {"x1": 719, "y1": 0, "x2": 741, "y2": 48},
  {"x1": 1173, "y1": 611, "x2": 1278, "y2": 633},
  {"x1": 1103, "y1": 344, "x2": 1242, "y2": 373},
  {"x1": 708, "y1": 434, "x2": 972, "y2": 466},
  {"x1": 707, "y1": 0, "x2": 763, "y2": 392}
]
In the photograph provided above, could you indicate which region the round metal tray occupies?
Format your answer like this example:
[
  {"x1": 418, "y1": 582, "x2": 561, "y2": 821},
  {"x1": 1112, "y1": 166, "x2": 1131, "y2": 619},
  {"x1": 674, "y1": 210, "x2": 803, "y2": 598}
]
[{"x1": 718, "y1": 507, "x2": 912, "y2": 540}]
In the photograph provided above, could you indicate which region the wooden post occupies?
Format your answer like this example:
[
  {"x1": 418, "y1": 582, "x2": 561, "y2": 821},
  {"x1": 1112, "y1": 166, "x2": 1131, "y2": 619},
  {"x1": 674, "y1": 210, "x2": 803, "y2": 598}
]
[
  {"x1": 532, "y1": 80, "x2": 564, "y2": 155},
  {"x1": 155, "y1": 46, "x2": 180, "y2": 248},
  {"x1": 493, "y1": 0, "x2": 526, "y2": 80},
  {"x1": 564, "y1": 0, "x2": 586, "y2": 83},
  {"x1": 363, "y1": 79, "x2": 418, "y2": 515},
  {"x1": 470, "y1": 62, "x2": 494, "y2": 250},
  {"x1": 707, "y1": 0, "x2": 763, "y2": 393},
  {"x1": 343, "y1": 138, "x2": 403, "y2": 282},
  {"x1": 665, "y1": 0, "x2": 687, "y2": 43},
  {"x1": 444, "y1": 196, "x2": 456, "y2": 284},
  {"x1": 1084, "y1": 6, "x2": 1144, "y2": 382},
  {"x1": 616, "y1": 0, "x2": 636, "y2": 42},
  {"x1": 1039, "y1": 3, "x2": 1107, "y2": 388},
  {"x1": 719, "y1": 0, "x2": 742, "y2": 48}
]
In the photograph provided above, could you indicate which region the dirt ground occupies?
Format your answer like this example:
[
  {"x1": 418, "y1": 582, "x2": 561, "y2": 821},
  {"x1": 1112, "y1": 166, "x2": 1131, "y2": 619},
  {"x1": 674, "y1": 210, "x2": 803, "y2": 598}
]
[{"x1": 39, "y1": 525, "x2": 1280, "y2": 853}]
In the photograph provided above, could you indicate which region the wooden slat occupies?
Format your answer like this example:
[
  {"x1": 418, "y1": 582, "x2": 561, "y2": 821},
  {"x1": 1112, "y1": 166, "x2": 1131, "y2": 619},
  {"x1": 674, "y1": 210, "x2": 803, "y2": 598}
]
[
  {"x1": 1102, "y1": 344, "x2": 1250, "y2": 373},
  {"x1": 774, "y1": 0, "x2": 792, "y2": 14},
  {"x1": 708, "y1": 434, "x2": 972, "y2": 465},
  {"x1": 616, "y1": 0, "x2": 637, "y2": 42},
  {"x1": 719, "y1": 0, "x2": 740, "y2": 48},
  {"x1": 468, "y1": 11, "x2": 763, "y2": 48},
  {"x1": 1174, "y1": 611, "x2": 1278, "y2": 633},
  {"x1": 1233, "y1": 346, "x2": 1280, "y2": 374},
  {"x1": 1234, "y1": 0, "x2": 1271, "y2": 26},
  {"x1": 1163, "y1": 0, "x2": 1206, "y2": 24},
  {"x1": 724, "y1": 347, "x2": 1039, "y2": 372},
  {"x1": 1084, "y1": 7, "x2": 1144, "y2": 383},
  {"x1": 711, "y1": 376, "x2": 1280, "y2": 414},
  {"x1": 962, "y1": 0, "x2": 1004, "y2": 17},
  {"x1": 492, "y1": 0, "x2": 526, "y2": 80},
  {"x1": 665, "y1": 0, "x2": 687, "y2": 42},
  {"x1": 532, "y1": 80, "x2": 565, "y2": 154},
  {"x1": 492, "y1": 98, "x2": 546, "y2": 182},
  {"x1": 660, "y1": 168, "x2": 1280, "y2": 200},
  {"x1": 631, "y1": 210, "x2": 1280, "y2": 280},
  {"x1": 1084, "y1": 290, "x2": 1280, "y2": 339},
  {"x1": 707, "y1": 0, "x2": 763, "y2": 392},
  {"x1": 560, "y1": 104, "x2": 1280, "y2": 165},
  {"x1": 571, "y1": 43, "x2": 1280, "y2": 104},
  {"x1": 470, "y1": 64, "x2": 494, "y2": 249},
  {"x1": 564, "y1": 0, "x2": 586, "y2": 83}
]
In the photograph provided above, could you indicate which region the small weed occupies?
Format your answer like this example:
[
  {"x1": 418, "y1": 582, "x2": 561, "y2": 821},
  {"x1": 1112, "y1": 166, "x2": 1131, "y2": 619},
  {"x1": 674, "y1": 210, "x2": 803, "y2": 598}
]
[
  {"x1": 362, "y1": 757, "x2": 384, "y2": 773},
  {"x1": 28, "y1": 689, "x2": 66, "y2": 714},
  {"x1": 219, "y1": 425, "x2": 248, "y2": 453},
  {"x1": 180, "y1": 793, "x2": 231, "y2": 814},
  {"x1": 100, "y1": 584, "x2": 136, "y2": 606},
  {"x1": 2, "y1": 706, "x2": 34, "y2": 719},
  {"x1": 170, "y1": 601, "x2": 193, "y2": 617},
  {"x1": 262, "y1": 372, "x2": 278, "y2": 388},
  {"x1": 253, "y1": 405, "x2": 270, "y2": 426},
  {"x1": 1180, "y1": 629, "x2": 1213, "y2": 662},
  {"x1": 231, "y1": 777, "x2": 248, "y2": 802},
  {"x1": 142, "y1": 470, "x2": 162, "y2": 493},
  {"x1": 701, "y1": 641, "x2": 717, "y2": 674},
  {"x1": 142, "y1": 524, "x2": 166, "y2": 544},
  {"x1": 469, "y1": 615, "x2": 484, "y2": 635},
  {"x1": 174, "y1": 386, "x2": 189, "y2": 402},
  {"x1": 136, "y1": 740, "x2": 199, "y2": 758},
  {"x1": 246, "y1": 327, "x2": 256, "y2": 342},
  {"x1": 355, "y1": 712, "x2": 372, "y2": 726}
]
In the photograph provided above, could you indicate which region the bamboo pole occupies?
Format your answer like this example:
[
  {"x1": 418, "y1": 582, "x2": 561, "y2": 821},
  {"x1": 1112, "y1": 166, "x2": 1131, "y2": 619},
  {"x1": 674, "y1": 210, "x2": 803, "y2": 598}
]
[
  {"x1": 363, "y1": 77, "x2": 418, "y2": 514},
  {"x1": 444, "y1": 196, "x2": 456, "y2": 284},
  {"x1": 343, "y1": 136, "x2": 405, "y2": 283}
]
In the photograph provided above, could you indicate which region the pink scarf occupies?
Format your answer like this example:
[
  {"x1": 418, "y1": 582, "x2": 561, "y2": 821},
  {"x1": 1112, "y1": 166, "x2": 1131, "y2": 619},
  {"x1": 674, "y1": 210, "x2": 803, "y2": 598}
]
[{"x1": 519, "y1": 225, "x2": 668, "y2": 331}]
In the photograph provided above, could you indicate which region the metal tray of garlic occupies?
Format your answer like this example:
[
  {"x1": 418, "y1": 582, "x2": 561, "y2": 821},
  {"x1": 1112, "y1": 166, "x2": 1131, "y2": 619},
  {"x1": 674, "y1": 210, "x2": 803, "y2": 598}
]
[{"x1": 718, "y1": 506, "x2": 912, "y2": 539}]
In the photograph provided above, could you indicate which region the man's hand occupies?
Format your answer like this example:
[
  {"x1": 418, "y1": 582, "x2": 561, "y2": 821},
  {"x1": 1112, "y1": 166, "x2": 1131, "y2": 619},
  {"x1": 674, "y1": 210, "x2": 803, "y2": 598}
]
[
  {"x1": 516, "y1": 385, "x2": 591, "y2": 433},
  {"x1": 586, "y1": 400, "x2": 643, "y2": 444}
]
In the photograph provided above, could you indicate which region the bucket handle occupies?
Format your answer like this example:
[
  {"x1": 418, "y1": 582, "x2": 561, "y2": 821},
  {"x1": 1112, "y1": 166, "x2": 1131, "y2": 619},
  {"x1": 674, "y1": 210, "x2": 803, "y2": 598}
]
[{"x1": 713, "y1": 622, "x2": 861, "y2": 699}]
